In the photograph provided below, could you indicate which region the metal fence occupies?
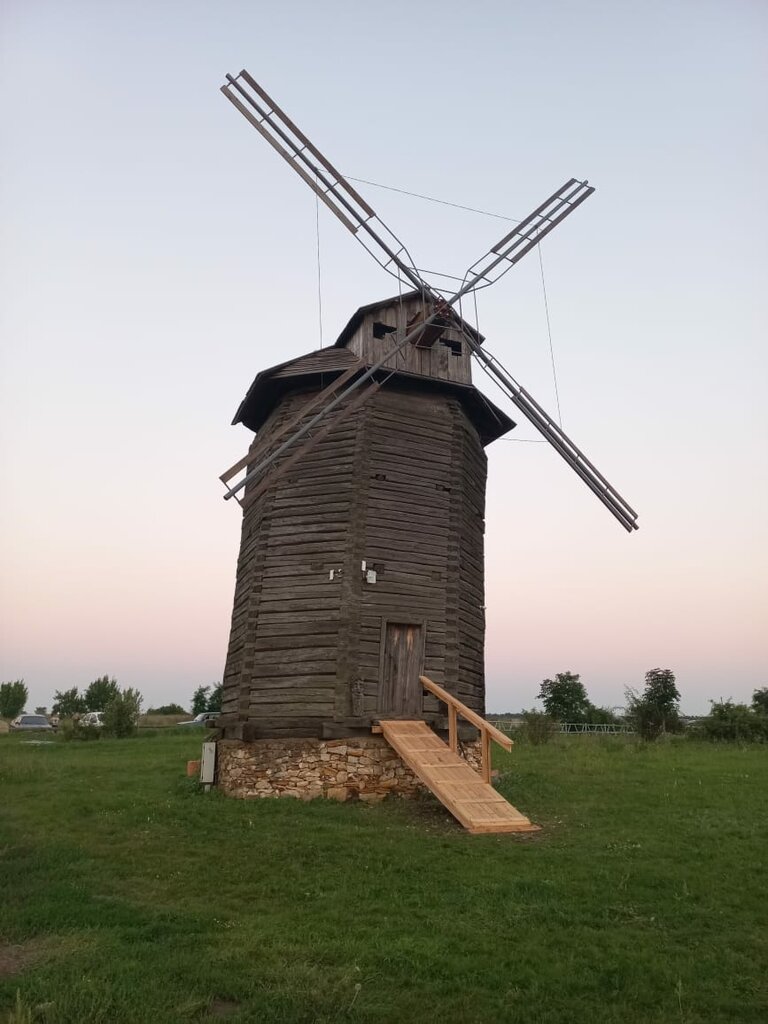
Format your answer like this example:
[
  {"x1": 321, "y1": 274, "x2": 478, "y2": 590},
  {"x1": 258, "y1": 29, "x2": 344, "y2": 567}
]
[{"x1": 487, "y1": 719, "x2": 635, "y2": 736}]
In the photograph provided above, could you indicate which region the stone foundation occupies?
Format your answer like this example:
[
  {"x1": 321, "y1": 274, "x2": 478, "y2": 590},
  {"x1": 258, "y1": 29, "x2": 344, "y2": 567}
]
[{"x1": 216, "y1": 735, "x2": 482, "y2": 803}]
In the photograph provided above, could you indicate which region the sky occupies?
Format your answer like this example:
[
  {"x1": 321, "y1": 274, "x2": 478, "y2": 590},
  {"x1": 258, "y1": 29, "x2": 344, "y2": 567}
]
[{"x1": 1, "y1": 0, "x2": 766, "y2": 716}]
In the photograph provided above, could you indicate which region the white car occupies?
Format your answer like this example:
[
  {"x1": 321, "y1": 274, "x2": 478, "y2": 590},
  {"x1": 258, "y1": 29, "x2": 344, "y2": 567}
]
[
  {"x1": 178, "y1": 712, "x2": 221, "y2": 727},
  {"x1": 80, "y1": 711, "x2": 105, "y2": 728}
]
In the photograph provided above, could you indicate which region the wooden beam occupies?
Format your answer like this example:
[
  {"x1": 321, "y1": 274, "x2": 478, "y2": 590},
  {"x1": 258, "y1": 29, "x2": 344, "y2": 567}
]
[
  {"x1": 242, "y1": 382, "x2": 380, "y2": 510},
  {"x1": 481, "y1": 729, "x2": 491, "y2": 784},
  {"x1": 419, "y1": 675, "x2": 512, "y2": 751},
  {"x1": 219, "y1": 361, "x2": 363, "y2": 484}
]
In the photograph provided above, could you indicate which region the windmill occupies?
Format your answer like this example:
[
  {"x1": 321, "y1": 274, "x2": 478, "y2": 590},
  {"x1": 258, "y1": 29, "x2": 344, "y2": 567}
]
[{"x1": 212, "y1": 70, "x2": 638, "y2": 830}]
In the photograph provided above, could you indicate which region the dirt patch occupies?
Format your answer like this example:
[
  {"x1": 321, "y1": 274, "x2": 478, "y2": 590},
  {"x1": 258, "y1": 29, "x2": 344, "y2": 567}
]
[
  {"x1": 208, "y1": 998, "x2": 240, "y2": 1017},
  {"x1": 0, "y1": 942, "x2": 42, "y2": 978}
]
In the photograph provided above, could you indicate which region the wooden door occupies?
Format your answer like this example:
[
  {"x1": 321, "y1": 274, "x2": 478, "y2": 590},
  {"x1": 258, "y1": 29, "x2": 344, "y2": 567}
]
[{"x1": 379, "y1": 622, "x2": 424, "y2": 717}]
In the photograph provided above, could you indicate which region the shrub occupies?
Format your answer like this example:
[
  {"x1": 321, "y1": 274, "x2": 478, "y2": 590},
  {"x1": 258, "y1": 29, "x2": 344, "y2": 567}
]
[
  {"x1": 697, "y1": 700, "x2": 768, "y2": 742},
  {"x1": 52, "y1": 687, "x2": 87, "y2": 717},
  {"x1": 518, "y1": 710, "x2": 557, "y2": 745},
  {"x1": 584, "y1": 703, "x2": 621, "y2": 725},
  {"x1": 0, "y1": 680, "x2": 27, "y2": 719},
  {"x1": 58, "y1": 718, "x2": 101, "y2": 742},
  {"x1": 102, "y1": 688, "x2": 143, "y2": 738},
  {"x1": 625, "y1": 668, "x2": 682, "y2": 740}
]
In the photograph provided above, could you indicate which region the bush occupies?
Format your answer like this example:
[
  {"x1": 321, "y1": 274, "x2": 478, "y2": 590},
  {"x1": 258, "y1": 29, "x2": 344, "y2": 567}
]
[
  {"x1": 52, "y1": 687, "x2": 87, "y2": 717},
  {"x1": 625, "y1": 668, "x2": 682, "y2": 740},
  {"x1": 518, "y1": 710, "x2": 557, "y2": 745},
  {"x1": 102, "y1": 688, "x2": 143, "y2": 738},
  {"x1": 697, "y1": 700, "x2": 768, "y2": 742},
  {"x1": 584, "y1": 703, "x2": 621, "y2": 725},
  {"x1": 0, "y1": 680, "x2": 28, "y2": 720},
  {"x1": 58, "y1": 719, "x2": 101, "y2": 742}
]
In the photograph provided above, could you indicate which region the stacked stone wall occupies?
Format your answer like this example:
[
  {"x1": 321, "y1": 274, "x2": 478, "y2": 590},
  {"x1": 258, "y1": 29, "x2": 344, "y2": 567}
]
[{"x1": 217, "y1": 736, "x2": 481, "y2": 803}]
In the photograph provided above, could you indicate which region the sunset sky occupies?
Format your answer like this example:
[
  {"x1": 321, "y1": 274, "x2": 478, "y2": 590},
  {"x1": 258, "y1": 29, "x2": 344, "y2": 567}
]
[{"x1": 1, "y1": 0, "x2": 766, "y2": 715}]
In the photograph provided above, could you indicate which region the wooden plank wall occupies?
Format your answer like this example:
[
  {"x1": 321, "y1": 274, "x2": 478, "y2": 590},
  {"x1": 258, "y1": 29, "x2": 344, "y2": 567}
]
[
  {"x1": 357, "y1": 388, "x2": 487, "y2": 718},
  {"x1": 221, "y1": 381, "x2": 488, "y2": 736},
  {"x1": 221, "y1": 388, "x2": 359, "y2": 735},
  {"x1": 345, "y1": 295, "x2": 473, "y2": 386},
  {"x1": 451, "y1": 402, "x2": 488, "y2": 713}
]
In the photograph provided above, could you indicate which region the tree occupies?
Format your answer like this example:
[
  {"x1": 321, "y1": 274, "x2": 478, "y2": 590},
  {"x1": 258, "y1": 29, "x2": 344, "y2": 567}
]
[
  {"x1": 102, "y1": 687, "x2": 143, "y2": 738},
  {"x1": 538, "y1": 672, "x2": 590, "y2": 722},
  {"x1": 584, "y1": 703, "x2": 620, "y2": 725},
  {"x1": 698, "y1": 699, "x2": 768, "y2": 742},
  {"x1": 0, "y1": 680, "x2": 28, "y2": 719},
  {"x1": 52, "y1": 687, "x2": 87, "y2": 717},
  {"x1": 84, "y1": 675, "x2": 120, "y2": 712},
  {"x1": 519, "y1": 709, "x2": 556, "y2": 744},
  {"x1": 146, "y1": 703, "x2": 186, "y2": 715},
  {"x1": 625, "y1": 667, "x2": 682, "y2": 740},
  {"x1": 207, "y1": 684, "x2": 223, "y2": 713},
  {"x1": 751, "y1": 688, "x2": 768, "y2": 715},
  {"x1": 191, "y1": 686, "x2": 210, "y2": 715}
]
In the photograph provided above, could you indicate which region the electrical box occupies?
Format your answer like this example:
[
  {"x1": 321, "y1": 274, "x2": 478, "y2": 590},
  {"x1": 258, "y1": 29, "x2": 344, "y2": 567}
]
[{"x1": 200, "y1": 742, "x2": 216, "y2": 786}]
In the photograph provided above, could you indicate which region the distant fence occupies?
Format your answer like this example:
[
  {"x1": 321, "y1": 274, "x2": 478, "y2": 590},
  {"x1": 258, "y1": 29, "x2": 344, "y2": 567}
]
[{"x1": 487, "y1": 719, "x2": 635, "y2": 736}]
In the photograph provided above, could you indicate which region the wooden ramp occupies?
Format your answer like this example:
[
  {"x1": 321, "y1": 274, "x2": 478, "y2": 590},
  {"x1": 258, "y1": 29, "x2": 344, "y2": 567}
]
[{"x1": 379, "y1": 720, "x2": 539, "y2": 835}]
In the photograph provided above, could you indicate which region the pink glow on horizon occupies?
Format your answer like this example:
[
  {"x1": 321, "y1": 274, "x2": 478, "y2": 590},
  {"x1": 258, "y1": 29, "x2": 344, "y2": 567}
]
[{"x1": 1, "y1": 1, "x2": 766, "y2": 717}]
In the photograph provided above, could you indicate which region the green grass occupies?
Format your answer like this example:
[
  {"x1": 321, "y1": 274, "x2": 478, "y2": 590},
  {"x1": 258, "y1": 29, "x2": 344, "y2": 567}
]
[{"x1": 1, "y1": 732, "x2": 766, "y2": 1023}]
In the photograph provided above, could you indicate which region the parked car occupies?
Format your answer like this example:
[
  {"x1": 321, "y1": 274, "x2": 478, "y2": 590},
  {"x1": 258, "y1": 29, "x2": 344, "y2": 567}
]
[
  {"x1": 178, "y1": 712, "x2": 221, "y2": 727},
  {"x1": 80, "y1": 711, "x2": 105, "y2": 729},
  {"x1": 10, "y1": 714, "x2": 54, "y2": 732}
]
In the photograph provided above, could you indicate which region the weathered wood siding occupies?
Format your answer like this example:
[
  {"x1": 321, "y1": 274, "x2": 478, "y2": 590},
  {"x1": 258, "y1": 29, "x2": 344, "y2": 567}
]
[
  {"x1": 221, "y1": 387, "x2": 362, "y2": 735},
  {"x1": 357, "y1": 388, "x2": 486, "y2": 719},
  {"x1": 221, "y1": 383, "x2": 487, "y2": 737},
  {"x1": 344, "y1": 295, "x2": 472, "y2": 385}
]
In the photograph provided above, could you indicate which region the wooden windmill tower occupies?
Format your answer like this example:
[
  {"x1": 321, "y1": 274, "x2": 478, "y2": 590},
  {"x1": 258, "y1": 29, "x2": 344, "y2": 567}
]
[{"x1": 212, "y1": 71, "x2": 638, "y2": 832}]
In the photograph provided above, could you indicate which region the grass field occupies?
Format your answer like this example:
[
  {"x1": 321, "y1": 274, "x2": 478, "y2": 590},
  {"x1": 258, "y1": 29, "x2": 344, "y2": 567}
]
[{"x1": 1, "y1": 731, "x2": 766, "y2": 1023}]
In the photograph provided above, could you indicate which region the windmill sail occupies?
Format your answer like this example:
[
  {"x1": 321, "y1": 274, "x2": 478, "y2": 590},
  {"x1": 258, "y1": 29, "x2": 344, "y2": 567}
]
[
  {"x1": 221, "y1": 71, "x2": 430, "y2": 294},
  {"x1": 220, "y1": 68, "x2": 638, "y2": 532}
]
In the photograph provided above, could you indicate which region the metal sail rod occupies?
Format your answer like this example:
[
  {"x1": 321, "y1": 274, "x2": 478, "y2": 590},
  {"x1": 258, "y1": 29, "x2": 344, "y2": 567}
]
[
  {"x1": 458, "y1": 180, "x2": 594, "y2": 296},
  {"x1": 223, "y1": 308, "x2": 447, "y2": 500},
  {"x1": 468, "y1": 341, "x2": 638, "y2": 531},
  {"x1": 221, "y1": 71, "x2": 429, "y2": 295},
  {"x1": 491, "y1": 179, "x2": 582, "y2": 252},
  {"x1": 238, "y1": 70, "x2": 375, "y2": 216},
  {"x1": 224, "y1": 75, "x2": 372, "y2": 230}
]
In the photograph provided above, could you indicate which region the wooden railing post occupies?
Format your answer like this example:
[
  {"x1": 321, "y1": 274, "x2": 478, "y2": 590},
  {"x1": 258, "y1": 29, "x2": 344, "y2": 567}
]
[
  {"x1": 481, "y1": 728, "x2": 491, "y2": 784},
  {"x1": 448, "y1": 703, "x2": 458, "y2": 753},
  {"x1": 418, "y1": 675, "x2": 512, "y2": 785}
]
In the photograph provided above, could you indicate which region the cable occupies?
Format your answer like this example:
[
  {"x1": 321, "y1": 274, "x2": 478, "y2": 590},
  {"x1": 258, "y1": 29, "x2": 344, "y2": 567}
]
[
  {"x1": 314, "y1": 181, "x2": 324, "y2": 348},
  {"x1": 346, "y1": 174, "x2": 521, "y2": 224},
  {"x1": 348, "y1": 174, "x2": 565, "y2": 426},
  {"x1": 537, "y1": 240, "x2": 562, "y2": 427}
]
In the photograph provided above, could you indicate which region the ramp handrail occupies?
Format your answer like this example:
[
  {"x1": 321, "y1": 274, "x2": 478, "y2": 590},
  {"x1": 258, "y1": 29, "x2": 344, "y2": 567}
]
[{"x1": 419, "y1": 675, "x2": 512, "y2": 784}]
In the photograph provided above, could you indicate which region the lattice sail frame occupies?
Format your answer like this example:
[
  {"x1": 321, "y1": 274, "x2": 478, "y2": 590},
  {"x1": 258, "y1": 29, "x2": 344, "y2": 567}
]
[{"x1": 220, "y1": 70, "x2": 638, "y2": 533}]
